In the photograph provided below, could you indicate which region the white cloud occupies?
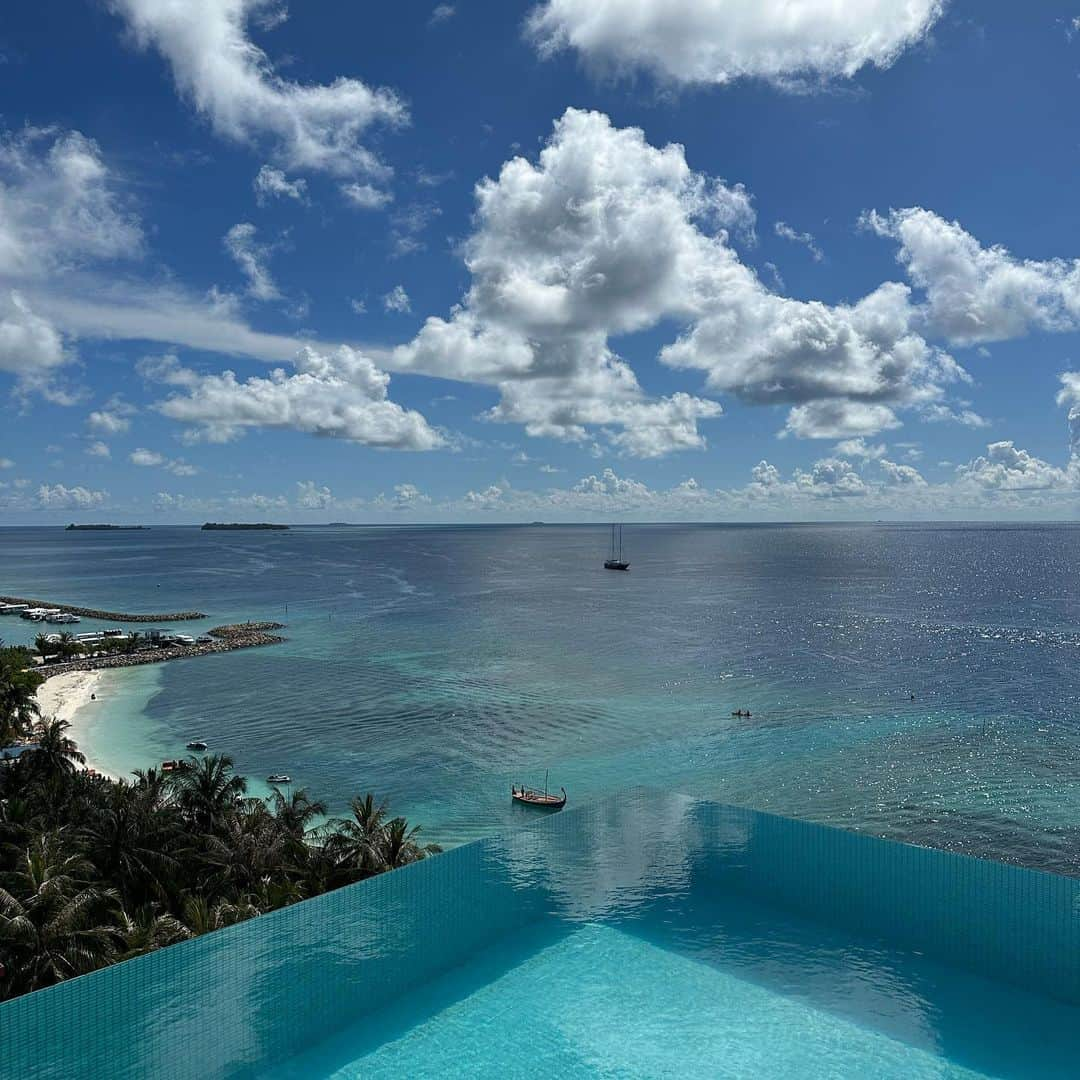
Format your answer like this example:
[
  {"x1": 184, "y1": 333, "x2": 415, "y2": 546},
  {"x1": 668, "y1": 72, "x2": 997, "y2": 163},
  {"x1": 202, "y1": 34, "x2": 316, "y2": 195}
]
[
  {"x1": 956, "y1": 441, "x2": 1066, "y2": 491},
  {"x1": 142, "y1": 345, "x2": 443, "y2": 449},
  {"x1": 0, "y1": 458, "x2": 13, "y2": 469},
  {"x1": 783, "y1": 401, "x2": 903, "y2": 439},
  {"x1": 295, "y1": 480, "x2": 332, "y2": 509},
  {"x1": 394, "y1": 109, "x2": 727, "y2": 455},
  {"x1": 834, "y1": 437, "x2": 886, "y2": 460},
  {"x1": 87, "y1": 400, "x2": 135, "y2": 435},
  {"x1": 253, "y1": 165, "x2": 307, "y2": 205},
  {"x1": 0, "y1": 127, "x2": 142, "y2": 278},
  {"x1": 0, "y1": 291, "x2": 66, "y2": 382},
  {"x1": 349, "y1": 298, "x2": 367, "y2": 316},
  {"x1": 224, "y1": 223, "x2": 280, "y2": 301},
  {"x1": 129, "y1": 446, "x2": 198, "y2": 476},
  {"x1": 879, "y1": 459, "x2": 926, "y2": 486},
  {"x1": 774, "y1": 221, "x2": 823, "y2": 261},
  {"x1": 793, "y1": 457, "x2": 869, "y2": 498},
  {"x1": 109, "y1": 0, "x2": 407, "y2": 178},
  {"x1": 395, "y1": 108, "x2": 963, "y2": 451},
  {"x1": 526, "y1": 0, "x2": 944, "y2": 87},
  {"x1": 340, "y1": 182, "x2": 393, "y2": 210},
  {"x1": 864, "y1": 207, "x2": 1080, "y2": 345},
  {"x1": 429, "y1": 4, "x2": 456, "y2": 26},
  {"x1": 390, "y1": 203, "x2": 441, "y2": 256},
  {"x1": 85, "y1": 441, "x2": 111, "y2": 458},
  {"x1": 37, "y1": 483, "x2": 107, "y2": 509},
  {"x1": 383, "y1": 285, "x2": 412, "y2": 313}
]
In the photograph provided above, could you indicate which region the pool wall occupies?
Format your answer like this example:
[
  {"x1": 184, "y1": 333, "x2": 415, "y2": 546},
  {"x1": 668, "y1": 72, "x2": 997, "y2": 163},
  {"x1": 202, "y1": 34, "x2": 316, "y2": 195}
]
[{"x1": 2, "y1": 793, "x2": 1078, "y2": 1079}]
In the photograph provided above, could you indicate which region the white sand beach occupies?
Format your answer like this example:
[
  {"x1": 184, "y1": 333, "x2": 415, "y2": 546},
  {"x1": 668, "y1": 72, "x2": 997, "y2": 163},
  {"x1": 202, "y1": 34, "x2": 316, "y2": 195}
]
[{"x1": 35, "y1": 670, "x2": 117, "y2": 778}]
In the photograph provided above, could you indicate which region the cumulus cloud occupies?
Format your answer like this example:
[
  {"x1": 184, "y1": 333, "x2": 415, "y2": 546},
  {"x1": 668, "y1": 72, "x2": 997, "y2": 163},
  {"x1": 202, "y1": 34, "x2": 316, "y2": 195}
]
[
  {"x1": 0, "y1": 127, "x2": 142, "y2": 278},
  {"x1": 37, "y1": 483, "x2": 107, "y2": 509},
  {"x1": 526, "y1": 0, "x2": 944, "y2": 87},
  {"x1": 340, "y1": 182, "x2": 393, "y2": 210},
  {"x1": 394, "y1": 108, "x2": 968, "y2": 450},
  {"x1": 782, "y1": 401, "x2": 903, "y2": 439},
  {"x1": 253, "y1": 165, "x2": 307, "y2": 205},
  {"x1": 956, "y1": 441, "x2": 1067, "y2": 491},
  {"x1": 793, "y1": 457, "x2": 868, "y2": 498},
  {"x1": 109, "y1": 0, "x2": 407, "y2": 180},
  {"x1": 383, "y1": 285, "x2": 412, "y2": 313},
  {"x1": 295, "y1": 480, "x2": 332, "y2": 509},
  {"x1": 879, "y1": 458, "x2": 927, "y2": 486},
  {"x1": 85, "y1": 441, "x2": 111, "y2": 458},
  {"x1": 0, "y1": 291, "x2": 66, "y2": 381},
  {"x1": 834, "y1": 437, "x2": 886, "y2": 460},
  {"x1": 429, "y1": 4, "x2": 455, "y2": 26},
  {"x1": 224, "y1": 223, "x2": 280, "y2": 301},
  {"x1": 864, "y1": 207, "x2": 1080, "y2": 345},
  {"x1": 129, "y1": 447, "x2": 198, "y2": 476},
  {"x1": 394, "y1": 109, "x2": 729, "y2": 455},
  {"x1": 141, "y1": 345, "x2": 443, "y2": 449}
]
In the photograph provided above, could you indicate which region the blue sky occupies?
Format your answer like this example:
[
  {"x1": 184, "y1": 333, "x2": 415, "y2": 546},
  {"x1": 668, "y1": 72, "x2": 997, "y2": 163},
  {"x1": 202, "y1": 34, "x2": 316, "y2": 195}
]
[{"x1": 3, "y1": 1, "x2": 1080, "y2": 522}]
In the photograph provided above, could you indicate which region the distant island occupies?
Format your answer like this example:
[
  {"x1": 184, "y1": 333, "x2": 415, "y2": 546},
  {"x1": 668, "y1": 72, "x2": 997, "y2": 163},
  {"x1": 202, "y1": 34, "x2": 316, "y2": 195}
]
[
  {"x1": 66, "y1": 524, "x2": 147, "y2": 531},
  {"x1": 201, "y1": 522, "x2": 289, "y2": 530}
]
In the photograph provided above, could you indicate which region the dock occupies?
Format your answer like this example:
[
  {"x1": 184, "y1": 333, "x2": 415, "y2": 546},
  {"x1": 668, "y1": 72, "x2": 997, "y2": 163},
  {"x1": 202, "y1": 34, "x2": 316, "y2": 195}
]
[
  {"x1": 36, "y1": 623, "x2": 286, "y2": 677},
  {"x1": 0, "y1": 595, "x2": 206, "y2": 623}
]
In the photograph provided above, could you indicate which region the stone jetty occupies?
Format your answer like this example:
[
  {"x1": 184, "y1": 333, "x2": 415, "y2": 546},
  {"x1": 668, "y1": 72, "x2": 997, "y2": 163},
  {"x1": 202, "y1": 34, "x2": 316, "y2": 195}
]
[
  {"x1": 38, "y1": 622, "x2": 286, "y2": 678},
  {"x1": 0, "y1": 595, "x2": 206, "y2": 622}
]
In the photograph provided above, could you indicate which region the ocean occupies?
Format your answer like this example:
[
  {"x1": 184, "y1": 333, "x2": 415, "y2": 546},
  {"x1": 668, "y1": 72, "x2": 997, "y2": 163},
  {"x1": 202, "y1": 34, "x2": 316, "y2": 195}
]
[{"x1": 3, "y1": 523, "x2": 1080, "y2": 871}]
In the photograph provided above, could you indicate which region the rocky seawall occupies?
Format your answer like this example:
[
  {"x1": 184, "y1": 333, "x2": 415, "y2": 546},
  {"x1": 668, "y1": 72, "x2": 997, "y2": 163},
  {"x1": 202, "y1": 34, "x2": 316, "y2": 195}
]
[
  {"x1": 0, "y1": 595, "x2": 206, "y2": 622},
  {"x1": 37, "y1": 623, "x2": 286, "y2": 678}
]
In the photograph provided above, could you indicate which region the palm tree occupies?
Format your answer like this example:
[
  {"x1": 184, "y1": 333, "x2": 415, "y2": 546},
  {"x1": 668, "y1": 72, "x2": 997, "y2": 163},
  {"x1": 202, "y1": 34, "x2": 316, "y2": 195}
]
[
  {"x1": 33, "y1": 634, "x2": 57, "y2": 663},
  {"x1": 328, "y1": 793, "x2": 391, "y2": 878},
  {"x1": 117, "y1": 904, "x2": 190, "y2": 959},
  {"x1": 0, "y1": 647, "x2": 43, "y2": 744},
  {"x1": 55, "y1": 632, "x2": 80, "y2": 662},
  {"x1": 180, "y1": 894, "x2": 259, "y2": 936},
  {"x1": 79, "y1": 782, "x2": 179, "y2": 908},
  {"x1": 23, "y1": 718, "x2": 85, "y2": 781},
  {"x1": 168, "y1": 754, "x2": 247, "y2": 834},
  {"x1": 0, "y1": 830, "x2": 120, "y2": 996},
  {"x1": 268, "y1": 787, "x2": 327, "y2": 841},
  {"x1": 378, "y1": 817, "x2": 442, "y2": 870}
]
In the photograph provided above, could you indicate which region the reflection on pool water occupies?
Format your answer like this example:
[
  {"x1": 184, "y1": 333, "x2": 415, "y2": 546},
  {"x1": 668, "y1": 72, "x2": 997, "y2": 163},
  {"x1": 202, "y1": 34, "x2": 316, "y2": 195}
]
[{"x1": 3, "y1": 792, "x2": 1079, "y2": 1079}]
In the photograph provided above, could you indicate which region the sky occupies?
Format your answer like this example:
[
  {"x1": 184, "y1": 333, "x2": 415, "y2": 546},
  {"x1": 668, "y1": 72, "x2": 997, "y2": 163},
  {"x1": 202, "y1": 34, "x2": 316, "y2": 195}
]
[{"x1": 4, "y1": 1, "x2": 1080, "y2": 523}]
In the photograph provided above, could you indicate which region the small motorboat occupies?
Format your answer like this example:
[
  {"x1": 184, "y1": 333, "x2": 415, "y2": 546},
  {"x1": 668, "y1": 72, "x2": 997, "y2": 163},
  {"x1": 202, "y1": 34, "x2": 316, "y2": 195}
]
[
  {"x1": 731, "y1": 709, "x2": 753, "y2": 718},
  {"x1": 186, "y1": 740, "x2": 208, "y2": 751},
  {"x1": 161, "y1": 759, "x2": 179, "y2": 772},
  {"x1": 512, "y1": 771, "x2": 566, "y2": 810},
  {"x1": 266, "y1": 774, "x2": 291, "y2": 785}
]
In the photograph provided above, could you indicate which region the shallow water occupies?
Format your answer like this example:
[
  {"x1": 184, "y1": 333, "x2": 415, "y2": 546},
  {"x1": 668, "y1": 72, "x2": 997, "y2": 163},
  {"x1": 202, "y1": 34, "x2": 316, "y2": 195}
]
[{"x1": 3, "y1": 523, "x2": 1080, "y2": 868}]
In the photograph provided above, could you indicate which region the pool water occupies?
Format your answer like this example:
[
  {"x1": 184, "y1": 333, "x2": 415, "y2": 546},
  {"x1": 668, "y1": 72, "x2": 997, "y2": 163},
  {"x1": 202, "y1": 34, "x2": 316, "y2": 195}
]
[
  {"x1": 268, "y1": 882, "x2": 1079, "y2": 1079},
  {"x1": 3, "y1": 792, "x2": 1079, "y2": 1079}
]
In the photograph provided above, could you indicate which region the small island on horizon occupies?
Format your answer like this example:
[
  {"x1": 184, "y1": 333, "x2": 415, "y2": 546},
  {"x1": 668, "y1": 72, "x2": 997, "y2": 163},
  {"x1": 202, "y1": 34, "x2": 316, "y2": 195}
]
[
  {"x1": 201, "y1": 522, "x2": 290, "y2": 530},
  {"x1": 65, "y1": 524, "x2": 148, "y2": 531}
]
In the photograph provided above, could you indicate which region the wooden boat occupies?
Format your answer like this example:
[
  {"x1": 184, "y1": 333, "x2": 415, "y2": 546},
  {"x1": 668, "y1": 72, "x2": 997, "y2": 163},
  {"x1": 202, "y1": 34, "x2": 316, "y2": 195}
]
[
  {"x1": 512, "y1": 771, "x2": 566, "y2": 809},
  {"x1": 603, "y1": 524, "x2": 630, "y2": 571},
  {"x1": 512, "y1": 785, "x2": 566, "y2": 809}
]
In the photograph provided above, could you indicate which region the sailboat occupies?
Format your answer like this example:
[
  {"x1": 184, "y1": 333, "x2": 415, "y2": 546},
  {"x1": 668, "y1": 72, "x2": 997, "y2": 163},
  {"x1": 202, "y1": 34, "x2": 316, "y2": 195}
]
[
  {"x1": 604, "y1": 524, "x2": 630, "y2": 571},
  {"x1": 512, "y1": 770, "x2": 567, "y2": 809}
]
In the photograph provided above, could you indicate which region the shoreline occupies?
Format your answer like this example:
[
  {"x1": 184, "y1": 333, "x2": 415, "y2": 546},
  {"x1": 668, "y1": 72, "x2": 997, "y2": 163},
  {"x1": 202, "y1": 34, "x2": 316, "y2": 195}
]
[{"x1": 35, "y1": 669, "x2": 119, "y2": 780}]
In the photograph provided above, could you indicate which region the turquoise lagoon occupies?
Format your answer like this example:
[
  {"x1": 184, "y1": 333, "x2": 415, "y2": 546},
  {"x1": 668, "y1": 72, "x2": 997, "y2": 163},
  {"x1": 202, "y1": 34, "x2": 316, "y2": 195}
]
[{"x1": 3, "y1": 792, "x2": 1078, "y2": 1079}]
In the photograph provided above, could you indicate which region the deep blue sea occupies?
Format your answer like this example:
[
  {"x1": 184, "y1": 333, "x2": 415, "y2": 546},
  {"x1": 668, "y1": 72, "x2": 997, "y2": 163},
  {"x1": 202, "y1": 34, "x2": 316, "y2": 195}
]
[{"x1": 3, "y1": 523, "x2": 1080, "y2": 870}]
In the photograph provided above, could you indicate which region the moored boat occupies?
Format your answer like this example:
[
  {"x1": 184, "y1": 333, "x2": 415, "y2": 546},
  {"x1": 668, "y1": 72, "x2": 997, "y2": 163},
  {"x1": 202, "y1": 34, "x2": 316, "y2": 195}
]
[
  {"x1": 267, "y1": 774, "x2": 291, "y2": 784},
  {"x1": 186, "y1": 740, "x2": 208, "y2": 751},
  {"x1": 512, "y1": 771, "x2": 566, "y2": 809},
  {"x1": 603, "y1": 524, "x2": 630, "y2": 571}
]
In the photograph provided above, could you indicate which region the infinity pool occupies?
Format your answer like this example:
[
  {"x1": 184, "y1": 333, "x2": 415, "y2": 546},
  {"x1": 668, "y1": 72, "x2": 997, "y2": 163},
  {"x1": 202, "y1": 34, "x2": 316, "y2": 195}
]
[{"x1": 4, "y1": 793, "x2": 1079, "y2": 1078}]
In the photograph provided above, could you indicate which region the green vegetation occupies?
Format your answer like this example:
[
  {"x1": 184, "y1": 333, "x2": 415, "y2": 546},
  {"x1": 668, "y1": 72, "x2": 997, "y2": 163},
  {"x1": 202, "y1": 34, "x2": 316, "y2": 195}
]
[{"x1": 0, "y1": 643, "x2": 439, "y2": 1001}]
